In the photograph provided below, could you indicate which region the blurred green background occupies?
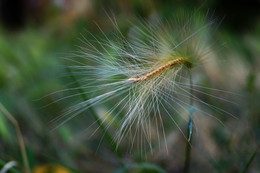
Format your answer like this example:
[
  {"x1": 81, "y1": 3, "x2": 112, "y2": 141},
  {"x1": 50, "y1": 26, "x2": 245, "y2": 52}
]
[{"x1": 0, "y1": 0, "x2": 260, "y2": 172}]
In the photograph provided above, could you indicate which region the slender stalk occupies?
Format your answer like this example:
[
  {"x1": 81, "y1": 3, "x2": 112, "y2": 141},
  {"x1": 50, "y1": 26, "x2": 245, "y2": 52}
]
[
  {"x1": 0, "y1": 103, "x2": 31, "y2": 173},
  {"x1": 183, "y1": 71, "x2": 193, "y2": 173},
  {"x1": 66, "y1": 68, "x2": 125, "y2": 164},
  {"x1": 184, "y1": 140, "x2": 191, "y2": 173},
  {"x1": 240, "y1": 145, "x2": 259, "y2": 173}
]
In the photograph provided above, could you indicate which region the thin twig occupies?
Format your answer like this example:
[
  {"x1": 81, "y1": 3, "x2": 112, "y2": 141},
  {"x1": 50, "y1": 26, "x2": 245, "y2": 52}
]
[{"x1": 0, "y1": 103, "x2": 31, "y2": 173}]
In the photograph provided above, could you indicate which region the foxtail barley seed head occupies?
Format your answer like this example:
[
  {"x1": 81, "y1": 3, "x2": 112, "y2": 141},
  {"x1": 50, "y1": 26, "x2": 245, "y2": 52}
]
[
  {"x1": 51, "y1": 12, "x2": 235, "y2": 154},
  {"x1": 127, "y1": 57, "x2": 192, "y2": 83}
]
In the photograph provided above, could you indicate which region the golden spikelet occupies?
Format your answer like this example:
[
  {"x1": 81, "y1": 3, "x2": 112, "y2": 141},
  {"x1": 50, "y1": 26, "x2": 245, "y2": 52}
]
[{"x1": 128, "y1": 57, "x2": 192, "y2": 82}]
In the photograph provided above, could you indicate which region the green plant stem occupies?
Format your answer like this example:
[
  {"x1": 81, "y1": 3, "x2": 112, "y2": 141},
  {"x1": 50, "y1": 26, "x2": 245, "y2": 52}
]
[
  {"x1": 0, "y1": 103, "x2": 31, "y2": 173},
  {"x1": 240, "y1": 145, "x2": 259, "y2": 173},
  {"x1": 184, "y1": 140, "x2": 191, "y2": 173},
  {"x1": 183, "y1": 71, "x2": 193, "y2": 173},
  {"x1": 66, "y1": 68, "x2": 125, "y2": 165}
]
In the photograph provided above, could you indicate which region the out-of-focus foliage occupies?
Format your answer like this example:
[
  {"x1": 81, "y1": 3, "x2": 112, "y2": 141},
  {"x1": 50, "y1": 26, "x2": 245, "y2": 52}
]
[{"x1": 0, "y1": 0, "x2": 260, "y2": 173}]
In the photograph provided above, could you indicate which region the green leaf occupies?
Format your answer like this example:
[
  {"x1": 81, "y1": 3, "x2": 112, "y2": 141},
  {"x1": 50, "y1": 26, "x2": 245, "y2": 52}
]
[{"x1": 0, "y1": 160, "x2": 20, "y2": 173}]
